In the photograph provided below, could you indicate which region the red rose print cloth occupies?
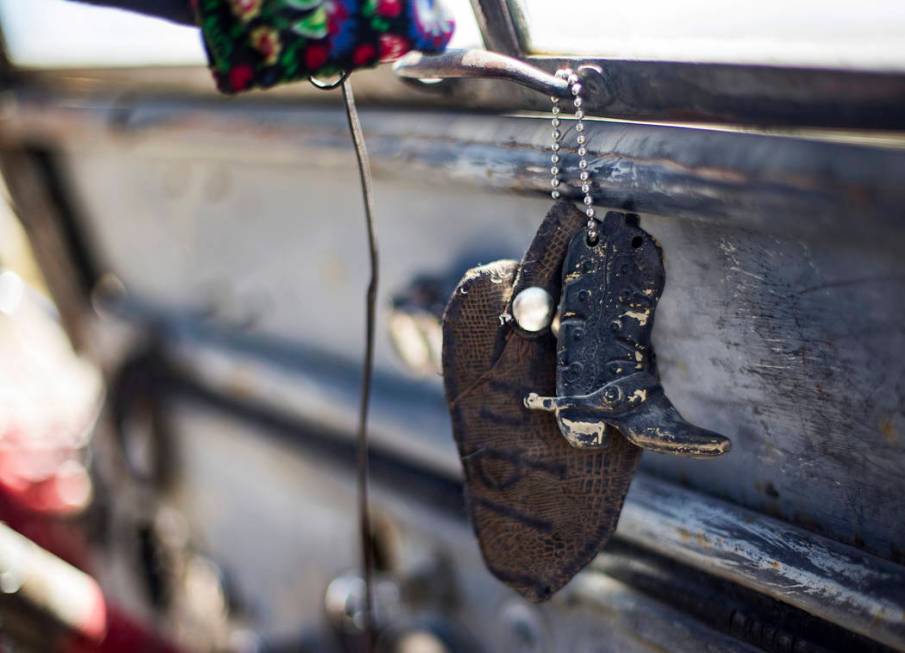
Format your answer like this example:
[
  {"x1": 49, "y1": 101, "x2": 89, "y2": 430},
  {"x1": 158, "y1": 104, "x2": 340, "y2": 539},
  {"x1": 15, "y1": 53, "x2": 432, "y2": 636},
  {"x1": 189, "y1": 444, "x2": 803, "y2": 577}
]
[{"x1": 194, "y1": 0, "x2": 455, "y2": 93}]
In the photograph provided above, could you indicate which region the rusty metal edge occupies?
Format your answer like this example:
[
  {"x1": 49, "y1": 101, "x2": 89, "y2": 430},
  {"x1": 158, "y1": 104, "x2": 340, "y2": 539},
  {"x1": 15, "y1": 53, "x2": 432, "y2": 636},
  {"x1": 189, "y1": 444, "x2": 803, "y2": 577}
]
[
  {"x1": 3, "y1": 92, "x2": 905, "y2": 241},
  {"x1": 617, "y1": 475, "x2": 905, "y2": 652}
]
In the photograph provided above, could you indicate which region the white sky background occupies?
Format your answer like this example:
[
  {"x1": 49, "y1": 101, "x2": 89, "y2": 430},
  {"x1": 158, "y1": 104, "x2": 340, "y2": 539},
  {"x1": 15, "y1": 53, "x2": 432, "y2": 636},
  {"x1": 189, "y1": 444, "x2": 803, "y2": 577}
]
[
  {"x1": 514, "y1": 0, "x2": 905, "y2": 71},
  {"x1": 5, "y1": 0, "x2": 902, "y2": 71},
  {"x1": 0, "y1": 0, "x2": 481, "y2": 68},
  {"x1": 0, "y1": 0, "x2": 206, "y2": 66}
]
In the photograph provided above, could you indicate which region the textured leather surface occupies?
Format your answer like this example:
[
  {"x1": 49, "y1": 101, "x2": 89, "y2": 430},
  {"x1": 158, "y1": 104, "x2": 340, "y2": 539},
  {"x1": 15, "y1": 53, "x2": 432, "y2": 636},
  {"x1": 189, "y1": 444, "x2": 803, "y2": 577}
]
[
  {"x1": 442, "y1": 202, "x2": 641, "y2": 602},
  {"x1": 559, "y1": 211, "x2": 664, "y2": 404},
  {"x1": 539, "y1": 210, "x2": 731, "y2": 457}
]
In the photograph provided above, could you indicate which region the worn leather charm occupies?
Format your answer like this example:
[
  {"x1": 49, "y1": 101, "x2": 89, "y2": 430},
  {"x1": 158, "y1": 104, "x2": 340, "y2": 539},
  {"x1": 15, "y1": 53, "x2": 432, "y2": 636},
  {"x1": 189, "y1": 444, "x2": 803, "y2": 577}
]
[
  {"x1": 526, "y1": 210, "x2": 731, "y2": 458},
  {"x1": 442, "y1": 201, "x2": 642, "y2": 602}
]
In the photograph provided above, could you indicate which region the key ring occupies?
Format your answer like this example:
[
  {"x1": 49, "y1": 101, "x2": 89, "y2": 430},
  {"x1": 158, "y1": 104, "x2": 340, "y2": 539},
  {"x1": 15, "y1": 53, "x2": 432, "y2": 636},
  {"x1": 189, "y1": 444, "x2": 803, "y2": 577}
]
[{"x1": 309, "y1": 70, "x2": 351, "y2": 90}]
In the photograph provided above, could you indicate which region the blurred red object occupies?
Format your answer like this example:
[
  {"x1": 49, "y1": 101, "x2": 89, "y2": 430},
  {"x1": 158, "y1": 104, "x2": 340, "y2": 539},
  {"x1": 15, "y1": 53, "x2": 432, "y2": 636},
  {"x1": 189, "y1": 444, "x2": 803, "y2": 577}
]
[
  {"x1": 0, "y1": 522, "x2": 182, "y2": 652},
  {"x1": 63, "y1": 605, "x2": 183, "y2": 653},
  {"x1": 0, "y1": 270, "x2": 102, "y2": 517},
  {"x1": 0, "y1": 425, "x2": 94, "y2": 516},
  {"x1": 0, "y1": 273, "x2": 183, "y2": 652}
]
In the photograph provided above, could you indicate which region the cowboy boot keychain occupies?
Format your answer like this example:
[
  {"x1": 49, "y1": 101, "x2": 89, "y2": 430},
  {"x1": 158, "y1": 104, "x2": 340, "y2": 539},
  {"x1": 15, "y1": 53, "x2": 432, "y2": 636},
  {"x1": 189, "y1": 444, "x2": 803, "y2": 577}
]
[{"x1": 441, "y1": 68, "x2": 731, "y2": 602}]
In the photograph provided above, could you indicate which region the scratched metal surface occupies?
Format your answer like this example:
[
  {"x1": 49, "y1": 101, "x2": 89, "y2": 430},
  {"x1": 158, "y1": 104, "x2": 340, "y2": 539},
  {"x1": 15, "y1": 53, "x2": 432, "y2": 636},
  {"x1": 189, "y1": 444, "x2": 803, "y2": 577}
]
[
  {"x1": 619, "y1": 475, "x2": 905, "y2": 650},
  {"x1": 9, "y1": 93, "x2": 905, "y2": 635},
  {"x1": 637, "y1": 213, "x2": 905, "y2": 561},
  {"x1": 30, "y1": 99, "x2": 905, "y2": 571}
]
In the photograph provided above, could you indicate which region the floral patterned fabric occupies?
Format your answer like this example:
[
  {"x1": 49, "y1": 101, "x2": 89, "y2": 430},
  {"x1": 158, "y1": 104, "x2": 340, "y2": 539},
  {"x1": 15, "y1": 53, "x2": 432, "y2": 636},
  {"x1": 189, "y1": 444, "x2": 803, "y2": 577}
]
[{"x1": 194, "y1": 0, "x2": 455, "y2": 93}]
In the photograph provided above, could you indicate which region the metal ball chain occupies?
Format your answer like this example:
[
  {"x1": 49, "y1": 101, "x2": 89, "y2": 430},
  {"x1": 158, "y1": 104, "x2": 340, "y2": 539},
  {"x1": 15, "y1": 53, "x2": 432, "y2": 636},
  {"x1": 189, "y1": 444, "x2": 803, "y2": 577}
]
[
  {"x1": 550, "y1": 68, "x2": 597, "y2": 244},
  {"x1": 549, "y1": 70, "x2": 566, "y2": 202}
]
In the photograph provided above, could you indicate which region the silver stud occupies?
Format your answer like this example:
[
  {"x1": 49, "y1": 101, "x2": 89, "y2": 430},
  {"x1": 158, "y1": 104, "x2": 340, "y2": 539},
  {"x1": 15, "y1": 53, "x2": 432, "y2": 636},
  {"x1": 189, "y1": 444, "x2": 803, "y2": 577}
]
[
  {"x1": 552, "y1": 117, "x2": 560, "y2": 128},
  {"x1": 577, "y1": 134, "x2": 586, "y2": 144},
  {"x1": 578, "y1": 146, "x2": 587, "y2": 156},
  {"x1": 571, "y1": 83, "x2": 582, "y2": 96},
  {"x1": 550, "y1": 166, "x2": 560, "y2": 176},
  {"x1": 576, "y1": 123, "x2": 584, "y2": 132},
  {"x1": 552, "y1": 143, "x2": 560, "y2": 152},
  {"x1": 551, "y1": 105, "x2": 560, "y2": 115},
  {"x1": 512, "y1": 286, "x2": 554, "y2": 332},
  {"x1": 584, "y1": 195, "x2": 593, "y2": 205},
  {"x1": 551, "y1": 190, "x2": 561, "y2": 199},
  {"x1": 586, "y1": 208, "x2": 596, "y2": 218},
  {"x1": 552, "y1": 129, "x2": 562, "y2": 140},
  {"x1": 551, "y1": 154, "x2": 560, "y2": 164},
  {"x1": 579, "y1": 171, "x2": 590, "y2": 181},
  {"x1": 575, "y1": 109, "x2": 584, "y2": 120},
  {"x1": 574, "y1": 97, "x2": 583, "y2": 108},
  {"x1": 579, "y1": 160, "x2": 588, "y2": 169},
  {"x1": 551, "y1": 178, "x2": 560, "y2": 187},
  {"x1": 581, "y1": 183, "x2": 591, "y2": 193},
  {"x1": 550, "y1": 95, "x2": 560, "y2": 103}
]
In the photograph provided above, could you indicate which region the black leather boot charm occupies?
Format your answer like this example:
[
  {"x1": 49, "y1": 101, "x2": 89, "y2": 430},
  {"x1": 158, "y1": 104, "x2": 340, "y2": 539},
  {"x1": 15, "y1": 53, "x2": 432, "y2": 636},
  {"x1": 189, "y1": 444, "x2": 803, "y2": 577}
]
[{"x1": 526, "y1": 211, "x2": 731, "y2": 458}]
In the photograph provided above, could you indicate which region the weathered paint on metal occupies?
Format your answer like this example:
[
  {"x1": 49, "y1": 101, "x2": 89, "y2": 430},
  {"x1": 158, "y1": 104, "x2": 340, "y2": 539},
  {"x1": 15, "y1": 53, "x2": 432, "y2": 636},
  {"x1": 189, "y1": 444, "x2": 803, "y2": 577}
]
[
  {"x1": 5, "y1": 92, "x2": 905, "y2": 647},
  {"x1": 618, "y1": 475, "x2": 905, "y2": 651},
  {"x1": 14, "y1": 97, "x2": 902, "y2": 561},
  {"x1": 152, "y1": 337, "x2": 905, "y2": 649}
]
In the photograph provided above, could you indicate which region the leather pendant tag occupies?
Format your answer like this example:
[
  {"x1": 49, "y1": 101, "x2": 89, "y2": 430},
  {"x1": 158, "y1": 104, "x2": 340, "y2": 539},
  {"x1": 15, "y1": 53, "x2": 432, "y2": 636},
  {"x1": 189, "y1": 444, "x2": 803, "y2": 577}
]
[{"x1": 441, "y1": 201, "x2": 642, "y2": 602}]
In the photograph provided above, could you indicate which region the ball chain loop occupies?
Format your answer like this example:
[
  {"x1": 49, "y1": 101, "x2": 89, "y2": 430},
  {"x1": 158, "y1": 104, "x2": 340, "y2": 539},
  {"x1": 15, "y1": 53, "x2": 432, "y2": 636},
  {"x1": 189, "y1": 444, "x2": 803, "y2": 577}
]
[
  {"x1": 549, "y1": 68, "x2": 569, "y2": 201},
  {"x1": 551, "y1": 67, "x2": 598, "y2": 244}
]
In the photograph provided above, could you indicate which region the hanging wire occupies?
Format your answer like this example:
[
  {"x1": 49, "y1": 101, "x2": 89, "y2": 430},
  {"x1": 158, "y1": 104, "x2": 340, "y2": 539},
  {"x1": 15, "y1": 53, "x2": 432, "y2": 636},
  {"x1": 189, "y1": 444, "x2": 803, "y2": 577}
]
[
  {"x1": 340, "y1": 78, "x2": 378, "y2": 652},
  {"x1": 309, "y1": 70, "x2": 376, "y2": 651}
]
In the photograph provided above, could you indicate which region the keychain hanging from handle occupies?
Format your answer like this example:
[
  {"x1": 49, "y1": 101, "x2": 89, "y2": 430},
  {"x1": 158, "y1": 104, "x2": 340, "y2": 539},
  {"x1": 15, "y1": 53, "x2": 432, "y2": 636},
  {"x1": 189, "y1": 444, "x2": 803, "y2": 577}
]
[
  {"x1": 526, "y1": 71, "x2": 731, "y2": 457},
  {"x1": 441, "y1": 67, "x2": 731, "y2": 603}
]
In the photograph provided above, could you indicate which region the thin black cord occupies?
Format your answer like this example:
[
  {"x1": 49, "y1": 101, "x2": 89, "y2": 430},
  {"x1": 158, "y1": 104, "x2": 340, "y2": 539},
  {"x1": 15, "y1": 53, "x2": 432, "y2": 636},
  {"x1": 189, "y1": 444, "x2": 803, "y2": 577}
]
[{"x1": 341, "y1": 78, "x2": 378, "y2": 652}]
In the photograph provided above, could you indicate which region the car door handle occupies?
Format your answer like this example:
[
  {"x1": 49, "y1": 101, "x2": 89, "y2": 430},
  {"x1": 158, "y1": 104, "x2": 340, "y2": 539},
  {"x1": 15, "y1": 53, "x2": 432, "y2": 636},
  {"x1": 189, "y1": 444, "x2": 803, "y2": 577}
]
[{"x1": 394, "y1": 48, "x2": 582, "y2": 97}]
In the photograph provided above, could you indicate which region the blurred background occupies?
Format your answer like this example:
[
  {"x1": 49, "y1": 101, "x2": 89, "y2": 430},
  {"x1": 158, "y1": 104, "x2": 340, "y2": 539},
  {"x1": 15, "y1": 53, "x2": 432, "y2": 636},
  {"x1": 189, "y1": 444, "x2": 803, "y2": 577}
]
[
  {"x1": 1, "y1": 2, "x2": 905, "y2": 653},
  {"x1": 0, "y1": 2, "x2": 491, "y2": 651}
]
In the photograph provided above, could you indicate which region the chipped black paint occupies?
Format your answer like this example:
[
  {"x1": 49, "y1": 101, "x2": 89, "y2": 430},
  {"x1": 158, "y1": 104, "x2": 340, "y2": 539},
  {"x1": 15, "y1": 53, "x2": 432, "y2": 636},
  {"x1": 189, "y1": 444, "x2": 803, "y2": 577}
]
[{"x1": 527, "y1": 211, "x2": 731, "y2": 458}]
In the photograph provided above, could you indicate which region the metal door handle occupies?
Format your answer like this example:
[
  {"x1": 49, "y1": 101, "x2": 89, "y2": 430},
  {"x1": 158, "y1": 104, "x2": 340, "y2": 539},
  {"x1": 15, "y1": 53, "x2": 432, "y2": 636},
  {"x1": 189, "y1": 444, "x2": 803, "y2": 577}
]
[{"x1": 393, "y1": 48, "x2": 575, "y2": 97}]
